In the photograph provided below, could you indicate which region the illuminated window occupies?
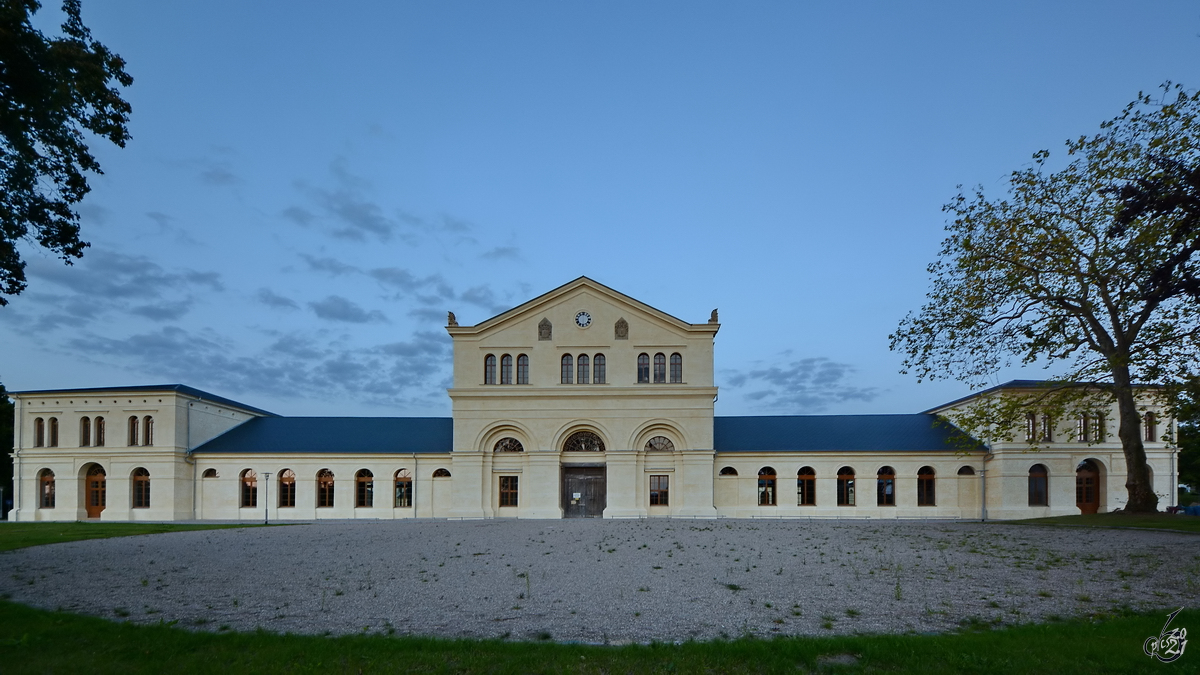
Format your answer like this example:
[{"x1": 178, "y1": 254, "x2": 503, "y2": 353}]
[
  {"x1": 39, "y1": 469, "x2": 55, "y2": 508},
  {"x1": 877, "y1": 466, "x2": 896, "y2": 506}
]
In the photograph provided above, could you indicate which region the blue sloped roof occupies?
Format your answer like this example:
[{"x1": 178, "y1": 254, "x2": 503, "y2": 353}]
[
  {"x1": 714, "y1": 414, "x2": 960, "y2": 452},
  {"x1": 194, "y1": 417, "x2": 452, "y2": 454},
  {"x1": 12, "y1": 384, "x2": 276, "y2": 417}
]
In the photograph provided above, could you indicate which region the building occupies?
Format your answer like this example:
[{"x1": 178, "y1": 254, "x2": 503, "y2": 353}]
[{"x1": 7, "y1": 277, "x2": 1180, "y2": 521}]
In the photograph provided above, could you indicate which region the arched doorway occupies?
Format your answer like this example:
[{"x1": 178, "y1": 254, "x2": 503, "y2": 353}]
[
  {"x1": 84, "y1": 464, "x2": 106, "y2": 518},
  {"x1": 1076, "y1": 459, "x2": 1101, "y2": 515},
  {"x1": 561, "y1": 430, "x2": 606, "y2": 518}
]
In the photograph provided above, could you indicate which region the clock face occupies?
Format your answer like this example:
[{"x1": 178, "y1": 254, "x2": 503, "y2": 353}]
[{"x1": 575, "y1": 311, "x2": 592, "y2": 328}]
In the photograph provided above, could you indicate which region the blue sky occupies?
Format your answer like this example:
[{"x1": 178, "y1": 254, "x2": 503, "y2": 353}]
[{"x1": 4, "y1": 1, "x2": 1198, "y2": 416}]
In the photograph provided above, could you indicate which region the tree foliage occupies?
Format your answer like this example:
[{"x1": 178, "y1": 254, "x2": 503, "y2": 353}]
[
  {"x1": 0, "y1": 0, "x2": 132, "y2": 306},
  {"x1": 890, "y1": 83, "x2": 1200, "y2": 512}
]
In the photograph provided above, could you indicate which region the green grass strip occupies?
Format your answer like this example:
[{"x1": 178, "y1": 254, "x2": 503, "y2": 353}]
[
  {"x1": 0, "y1": 601, "x2": 1190, "y2": 674},
  {"x1": 1006, "y1": 513, "x2": 1200, "y2": 533},
  {"x1": 0, "y1": 522, "x2": 275, "y2": 552}
]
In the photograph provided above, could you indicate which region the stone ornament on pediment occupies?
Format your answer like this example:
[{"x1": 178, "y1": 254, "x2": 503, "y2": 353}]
[
  {"x1": 447, "y1": 311, "x2": 458, "y2": 326},
  {"x1": 538, "y1": 318, "x2": 552, "y2": 341},
  {"x1": 615, "y1": 317, "x2": 628, "y2": 339},
  {"x1": 709, "y1": 309, "x2": 718, "y2": 323}
]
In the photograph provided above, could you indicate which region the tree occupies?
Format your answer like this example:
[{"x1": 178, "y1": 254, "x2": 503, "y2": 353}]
[
  {"x1": 890, "y1": 83, "x2": 1200, "y2": 513},
  {"x1": 0, "y1": 380, "x2": 12, "y2": 517},
  {"x1": 0, "y1": 0, "x2": 132, "y2": 306},
  {"x1": 1169, "y1": 377, "x2": 1200, "y2": 498}
]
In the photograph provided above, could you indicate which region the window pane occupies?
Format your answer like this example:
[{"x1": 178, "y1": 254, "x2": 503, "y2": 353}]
[
  {"x1": 517, "y1": 355, "x2": 529, "y2": 384},
  {"x1": 577, "y1": 354, "x2": 589, "y2": 384},
  {"x1": 594, "y1": 354, "x2": 605, "y2": 384},
  {"x1": 501, "y1": 355, "x2": 512, "y2": 384},
  {"x1": 561, "y1": 354, "x2": 573, "y2": 384},
  {"x1": 653, "y1": 353, "x2": 666, "y2": 383},
  {"x1": 670, "y1": 353, "x2": 682, "y2": 383}
]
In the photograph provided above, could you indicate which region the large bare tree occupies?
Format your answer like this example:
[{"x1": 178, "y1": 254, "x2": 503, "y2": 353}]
[{"x1": 891, "y1": 84, "x2": 1200, "y2": 513}]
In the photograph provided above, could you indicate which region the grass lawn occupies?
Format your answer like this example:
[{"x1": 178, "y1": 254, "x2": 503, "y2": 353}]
[
  {"x1": 0, "y1": 600, "x2": 1189, "y2": 674},
  {"x1": 0, "y1": 522, "x2": 274, "y2": 552},
  {"x1": 1007, "y1": 512, "x2": 1200, "y2": 533}
]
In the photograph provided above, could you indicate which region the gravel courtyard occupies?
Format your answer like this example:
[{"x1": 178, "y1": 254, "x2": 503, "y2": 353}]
[{"x1": 2, "y1": 519, "x2": 1196, "y2": 643}]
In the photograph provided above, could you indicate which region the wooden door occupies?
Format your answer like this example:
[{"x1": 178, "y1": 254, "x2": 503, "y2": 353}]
[
  {"x1": 561, "y1": 467, "x2": 606, "y2": 518},
  {"x1": 1076, "y1": 461, "x2": 1099, "y2": 515},
  {"x1": 85, "y1": 466, "x2": 106, "y2": 518}
]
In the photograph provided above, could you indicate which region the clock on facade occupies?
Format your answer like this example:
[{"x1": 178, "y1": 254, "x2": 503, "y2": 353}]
[{"x1": 575, "y1": 311, "x2": 591, "y2": 328}]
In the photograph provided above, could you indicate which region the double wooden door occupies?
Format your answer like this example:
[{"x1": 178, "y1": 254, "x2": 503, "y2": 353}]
[
  {"x1": 86, "y1": 466, "x2": 106, "y2": 518},
  {"x1": 562, "y1": 467, "x2": 606, "y2": 518},
  {"x1": 1076, "y1": 461, "x2": 1099, "y2": 515}
]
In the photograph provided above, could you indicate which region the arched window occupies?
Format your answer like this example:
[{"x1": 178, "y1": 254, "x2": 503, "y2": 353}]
[
  {"x1": 577, "y1": 354, "x2": 589, "y2": 384},
  {"x1": 240, "y1": 469, "x2": 258, "y2": 508},
  {"x1": 670, "y1": 353, "x2": 682, "y2": 383},
  {"x1": 797, "y1": 467, "x2": 816, "y2": 506},
  {"x1": 1040, "y1": 415, "x2": 1053, "y2": 442},
  {"x1": 394, "y1": 469, "x2": 413, "y2": 507},
  {"x1": 500, "y1": 354, "x2": 513, "y2": 384},
  {"x1": 132, "y1": 468, "x2": 151, "y2": 508},
  {"x1": 1028, "y1": 464, "x2": 1048, "y2": 506},
  {"x1": 202, "y1": 468, "x2": 218, "y2": 478},
  {"x1": 484, "y1": 354, "x2": 497, "y2": 384},
  {"x1": 128, "y1": 416, "x2": 139, "y2": 446},
  {"x1": 94, "y1": 417, "x2": 105, "y2": 446},
  {"x1": 637, "y1": 354, "x2": 650, "y2": 383},
  {"x1": 317, "y1": 469, "x2": 335, "y2": 507},
  {"x1": 278, "y1": 469, "x2": 296, "y2": 507},
  {"x1": 594, "y1": 354, "x2": 606, "y2": 384},
  {"x1": 653, "y1": 353, "x2": 666, "y2": 383},
  {"x1": 494, "y1": 437, "x2": 524, "y2": 452},
  {"x1": 433, "y1": 468, "x2": 452, "y2": 477},
  {"x1": 356, "y1": 469, "x2": 374, "y2": 508},
  {"x1": 719, "y1": 466, "x2": 739, "y2": 476},
  {"x1": 877, "y1": 466, "x2": 896, "y2": 506},
  {"x1": 1145, "y1": 412, "x2": 1158, "y2": 442},
  {"x1": 1077, "y1": 414, "x2": 1104, "y2": 442},
  {"x1": 758, "y1": 467, "x2": 777, "y2": 506},
  {"x1": 956, "y1": 466, "x2": 975, "y2": 476},
  {"x1": 47, "y1": 417, "x2": 58, "y2": 447},
  {"x1": 38, "y1": 469, "x2": 55, "y2": 508},
  {"x1": 1025, "y1": 412, "x2": 1037, "y2": 442},
  {"x1": 86, "y1": 464, "x2": 106, "y2": 517},
  {"x1": 837, "y1": 467, "x2": 856, "y2": 506},
  {"x1": 563, "y1": 431, "x2": 605, "y2": 452},
  {"x1": 516, "y1": 354, "x2": 529, "y2": 384},
  {"x1": 34, "y1": 418, "x2": 44, "y2": 447},
  {"x1": 917, "y1": 466, "x2": 936, "y2": 506},
  {"x1": 80, "y1": 417, "x2": 91, "y2": 447},
  {"x1": 645, "y1": 436, "x2": 675, "y2": 452},
  {"x1": 142, "y1": 416, "x2": 154, "y2": 446},
  {"x1": 561, "y1": 354, "x2": 573, "y2": 384}
]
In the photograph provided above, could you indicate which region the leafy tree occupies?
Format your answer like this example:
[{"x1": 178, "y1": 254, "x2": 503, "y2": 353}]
[
  {"x1": 1170, "y1": 377, "x2": 1200, "y2": 498},
  {"x1": 890, "y1": 83, "x2": 1200, "y2": 513},
  {"x1": 0, "y1": 0, "x2": 132, "y2": 306}
]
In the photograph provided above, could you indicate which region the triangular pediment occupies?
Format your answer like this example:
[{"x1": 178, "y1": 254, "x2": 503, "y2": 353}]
[{"x1": 447, "y1": 276, "x2": 718, "y2": 337}]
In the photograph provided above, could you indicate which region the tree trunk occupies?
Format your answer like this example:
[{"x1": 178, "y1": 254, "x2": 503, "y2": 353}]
[{"x1": 1113, "y1": 365, "x2": 1159, "y2": 513}]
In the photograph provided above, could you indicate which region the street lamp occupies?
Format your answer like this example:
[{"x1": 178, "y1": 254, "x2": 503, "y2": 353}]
[{"x1": 263, "y1": 471, "x2": 272, "y2": 525}]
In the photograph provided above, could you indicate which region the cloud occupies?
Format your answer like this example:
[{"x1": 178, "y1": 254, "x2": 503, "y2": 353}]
[
  {"x1": 724, "y1": 356, "x2": 880, "y2": 413},
  {"x1": 65, "y1": 325, "x2": 452, "y2": 408},
  {"x1": 289, "y1": 158, "x2": 398, "y2": 242},
  {"x1": 282, "y1": 206, "x2": 315, "y2": 227},
  {"x1": 301, "y1": 254, "x2": 360, "y2": 276},
  {"x1": 481, "y1": 246, "x2": 521, "y2": 261},
  {"x1": 459, "y1": 285, "x2": 506, "y2": 313},
  {"x1": 308, "y1": 295, "x2": 387, "y2": 323},
  {"x1": 130, "y1": 301, "x2": 192, "y2": 321},
  {"x1": 200, "y1": 166, "x2": 239, "y2": 186},
  {"x1": 26, "y1": 249, "x2": 222, "y2": 303},
  {"x1": 255, "y1": 288, "x2": 299, "y2": 310},
  {"x1": 408, "y1": 307, "x2": 448, "y2": 323}
]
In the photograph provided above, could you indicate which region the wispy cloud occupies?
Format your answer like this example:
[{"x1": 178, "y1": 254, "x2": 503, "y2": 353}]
[
  {"x1": 255, "y1": 288, "x2": 300, "y2": 310},
  {"x1": 308, "y1": 295, "x2": 387, "y2": 323},
  {"x1": 724, "y1": 356, "x2": 880, "y2": 412}
]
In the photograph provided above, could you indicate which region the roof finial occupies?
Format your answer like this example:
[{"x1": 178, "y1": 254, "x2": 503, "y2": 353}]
[
  {"x1": 447, "y1": 311, "x2": 458, "y2": 327},
  {"x1": 709, "y1": 308, "x2": 718, "y2": 323}
]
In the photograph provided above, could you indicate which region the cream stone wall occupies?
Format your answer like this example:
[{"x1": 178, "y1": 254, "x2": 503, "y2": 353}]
[
  {"x1": 446, "y1": 278, "x2": 719, "y2": 519},
  {"x1": 10, "y1": 389, "x2": 264, "y2": 522}
]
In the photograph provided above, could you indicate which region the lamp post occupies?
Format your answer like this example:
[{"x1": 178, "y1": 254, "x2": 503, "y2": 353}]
[{"x1": 263, "y1": 471, "x2": 272, "y2": 525}]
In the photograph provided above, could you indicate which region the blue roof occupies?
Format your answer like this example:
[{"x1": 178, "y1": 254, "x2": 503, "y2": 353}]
[
  {"x1": 194, "y1": 417, "x2": 452, "y2": 454},
  {"x1": 714, "y1": 414, "x2": 961, "y2": 452},
  {"x1": 12, "y1": 384, "x2": 276, "y2": 417}
]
